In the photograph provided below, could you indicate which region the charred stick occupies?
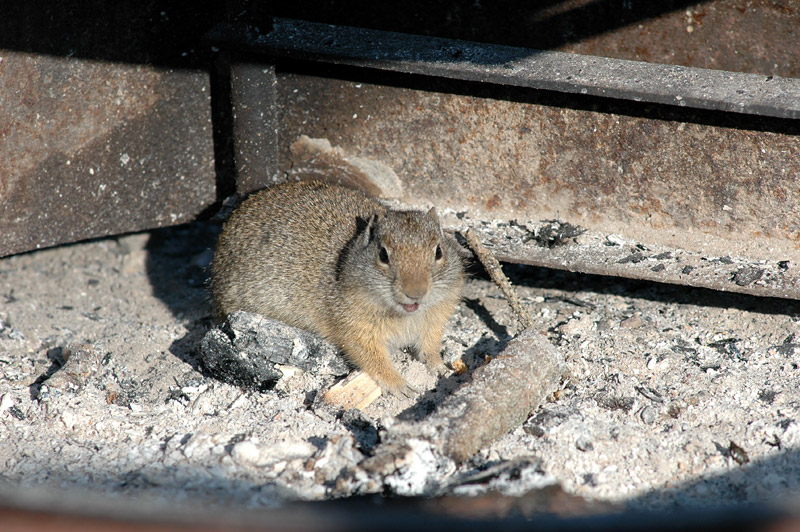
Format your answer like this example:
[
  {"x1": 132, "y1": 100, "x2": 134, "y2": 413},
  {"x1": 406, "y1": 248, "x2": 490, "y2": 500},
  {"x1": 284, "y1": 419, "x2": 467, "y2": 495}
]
[{"x1": 361, "y1": 329, "x2": 565, "y2": 472}]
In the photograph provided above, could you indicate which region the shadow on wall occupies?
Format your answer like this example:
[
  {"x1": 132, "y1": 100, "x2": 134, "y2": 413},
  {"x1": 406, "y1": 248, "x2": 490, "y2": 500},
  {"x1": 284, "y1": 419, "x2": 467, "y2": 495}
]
[
  {"x1": 273, "y1": 0, "x2": 706, "y2": 55},
  {"x1": 0, "y1": 2, "x2": 225, "y2": 67},
  {"x1": 0, "y1": 1, "x2": 706, "y2": 65}
]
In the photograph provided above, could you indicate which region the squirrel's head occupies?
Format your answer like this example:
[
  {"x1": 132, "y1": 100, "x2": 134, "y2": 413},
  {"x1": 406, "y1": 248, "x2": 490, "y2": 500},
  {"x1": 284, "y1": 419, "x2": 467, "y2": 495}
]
[{"x1": 346, "y1": 207, "x2": 463, "y2": 315}]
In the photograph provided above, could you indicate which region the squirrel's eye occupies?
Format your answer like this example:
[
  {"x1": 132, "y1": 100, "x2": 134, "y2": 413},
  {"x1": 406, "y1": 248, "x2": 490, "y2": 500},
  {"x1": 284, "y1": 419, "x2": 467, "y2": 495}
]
[
  {"x1": 379, "y1": 246, "x2": 390, "y2": 264},
  {"x1": 435, "y1": 244, "x2": 443, "y2": 261}
]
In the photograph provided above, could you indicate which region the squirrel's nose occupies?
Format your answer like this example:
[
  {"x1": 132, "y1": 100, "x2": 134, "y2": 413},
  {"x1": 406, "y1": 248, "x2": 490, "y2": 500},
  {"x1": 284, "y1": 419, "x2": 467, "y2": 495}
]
[{"x1": 403, "y1": 280, "x2": 430, "y2": 301}]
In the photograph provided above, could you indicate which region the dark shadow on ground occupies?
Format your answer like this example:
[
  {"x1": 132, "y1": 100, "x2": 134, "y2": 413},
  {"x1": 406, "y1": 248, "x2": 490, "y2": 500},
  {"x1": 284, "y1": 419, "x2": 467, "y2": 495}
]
[
  {"x1": 500, "y1": 262, "x2": 800, "y2": 318},
  {"x1": 629, "y1": 446, "x2": 800, "y2": 513},
  {"x1": 3, "y1": 449, "x2": 799, "y2": 528},
  {"x1": 144, "y1": 220, "x2": 220, "y2": 370}
]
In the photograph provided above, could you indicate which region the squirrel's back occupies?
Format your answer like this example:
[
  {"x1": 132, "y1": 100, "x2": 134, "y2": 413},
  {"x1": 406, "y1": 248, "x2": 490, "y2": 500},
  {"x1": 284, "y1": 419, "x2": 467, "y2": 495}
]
[{"x1": 211, "y1": 180, "x2": 385, "y2": 331}]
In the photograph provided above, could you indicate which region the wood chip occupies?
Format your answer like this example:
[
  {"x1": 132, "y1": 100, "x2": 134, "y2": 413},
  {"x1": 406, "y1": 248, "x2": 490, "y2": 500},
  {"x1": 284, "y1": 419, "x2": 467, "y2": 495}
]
[{"x1": 323, "y1": 371, "x2": 382, "y2": 410}]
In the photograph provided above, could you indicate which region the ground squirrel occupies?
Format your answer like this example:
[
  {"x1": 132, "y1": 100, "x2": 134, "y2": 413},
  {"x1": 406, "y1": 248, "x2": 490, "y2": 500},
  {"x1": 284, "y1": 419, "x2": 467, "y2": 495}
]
[{"x1": 211, "y1": 180, "x2": 465, "y2": 397}]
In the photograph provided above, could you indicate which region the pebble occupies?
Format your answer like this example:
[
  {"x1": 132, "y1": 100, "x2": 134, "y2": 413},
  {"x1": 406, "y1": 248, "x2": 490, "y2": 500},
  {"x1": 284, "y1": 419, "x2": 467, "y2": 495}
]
[
  {"x1": 231, "y1": 440, "x2": 261, "y2": 466},
  {"x1": 560, "y1": 314, "x2": 594, "y2": 336},
  {"x1": 0, "y1": 394, "x2": 13, "y2": 416},
  {"x1": 620, "y1": 315, "x2": 644, "y2": 329},
  {"x1": 606, "y1": 234, "x2": 626, "y2": 246},
  {"x1": 640, "y1": 406, "x2": 658, "y2": 425},
  {"x1": 575, "y1": 435, "x2": 594, "y2": 452},
  {"x1": 231, "y1": 439, "x2": 317, "y2": 468},
  {"x1": 60, "y1": 410, "x2": 76, "y2": 430}
]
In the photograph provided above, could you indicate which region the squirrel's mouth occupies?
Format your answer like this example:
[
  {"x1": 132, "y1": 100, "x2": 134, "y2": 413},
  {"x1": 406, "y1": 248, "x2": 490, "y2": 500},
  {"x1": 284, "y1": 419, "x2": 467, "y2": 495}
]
[{"x1": 401, "y1": 302, "x2": 419, "y2": 313}]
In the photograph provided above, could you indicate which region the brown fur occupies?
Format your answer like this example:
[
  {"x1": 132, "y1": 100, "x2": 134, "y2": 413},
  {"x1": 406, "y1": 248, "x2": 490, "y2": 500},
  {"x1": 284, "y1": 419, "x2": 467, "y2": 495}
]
[{"x1": 211, "y1": 180, "x2": 464, "y2": 396}]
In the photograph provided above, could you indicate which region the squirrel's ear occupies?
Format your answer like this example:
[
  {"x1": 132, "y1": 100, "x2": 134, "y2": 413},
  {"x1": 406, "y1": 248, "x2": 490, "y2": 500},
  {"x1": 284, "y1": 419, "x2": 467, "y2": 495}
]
[
  {"x1": 356, "y1": 214, "x2": 379, "y2": 247},
  {"x1": 426, "y1": 207, "x2": 443, "y2": 234},
  {"x1": 355, "y1": 215, "x2": 370, "y2": 234}
]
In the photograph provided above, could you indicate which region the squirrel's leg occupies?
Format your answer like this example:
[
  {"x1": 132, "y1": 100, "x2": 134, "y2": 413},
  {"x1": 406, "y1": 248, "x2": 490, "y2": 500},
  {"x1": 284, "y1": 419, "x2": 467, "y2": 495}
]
[
  {"x1": 340, "y1": 334, "x2": 418, "y2": 398},
  {"x1": 417, "y1": 303, "x2": 453, "y2": 377}
]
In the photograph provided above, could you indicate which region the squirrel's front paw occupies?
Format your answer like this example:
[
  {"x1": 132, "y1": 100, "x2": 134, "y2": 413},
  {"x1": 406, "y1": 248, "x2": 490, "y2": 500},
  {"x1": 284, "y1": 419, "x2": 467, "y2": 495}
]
[
  {"x1": 429, "y1": 361, "x2": 449, "y2": 377},
  {"x1": 376, "y1": 373, "x2": 420, "y2": 399},
  {"x1": 421, "y1": 352, "x2": 449, "y2": 378},
  {"x1": 384, "y1": 381, "x2": 420, "y2": 399}
]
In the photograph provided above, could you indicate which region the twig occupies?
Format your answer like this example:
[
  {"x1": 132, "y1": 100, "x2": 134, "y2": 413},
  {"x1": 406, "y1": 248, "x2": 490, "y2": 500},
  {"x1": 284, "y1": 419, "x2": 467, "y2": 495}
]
[{"x1": 465, "y1": 228, "x2": 534, "y2": 330}]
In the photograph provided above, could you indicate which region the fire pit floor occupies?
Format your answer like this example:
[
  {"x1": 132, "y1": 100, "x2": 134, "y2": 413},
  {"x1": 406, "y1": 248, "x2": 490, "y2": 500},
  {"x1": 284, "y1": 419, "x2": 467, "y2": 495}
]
[{"x1": 2, "y1": 218, "x2": 799, "y2": 513}]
